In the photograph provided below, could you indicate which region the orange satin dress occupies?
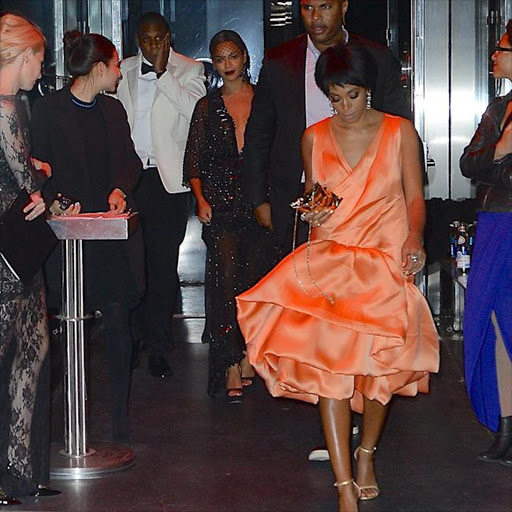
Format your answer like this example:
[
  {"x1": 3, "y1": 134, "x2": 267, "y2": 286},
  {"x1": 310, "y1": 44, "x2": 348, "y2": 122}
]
[{"x1": 236, "y1": 114, "x2": 439, "y2": 412}]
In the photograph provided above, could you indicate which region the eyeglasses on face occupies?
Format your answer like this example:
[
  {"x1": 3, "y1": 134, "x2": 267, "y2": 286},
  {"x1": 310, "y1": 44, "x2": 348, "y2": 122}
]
[{"x1": 494, "y1": 45, "x2": 512, "y2": 53}]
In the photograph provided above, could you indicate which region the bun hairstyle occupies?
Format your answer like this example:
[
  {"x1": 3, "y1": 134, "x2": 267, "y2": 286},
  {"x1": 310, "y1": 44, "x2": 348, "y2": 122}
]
[
  {"x1": 64, "y1": 30, "x2": 116, "y2": 77},
  {"x1": 0, "y1": 13, "x2": 45, "y2": 67}
]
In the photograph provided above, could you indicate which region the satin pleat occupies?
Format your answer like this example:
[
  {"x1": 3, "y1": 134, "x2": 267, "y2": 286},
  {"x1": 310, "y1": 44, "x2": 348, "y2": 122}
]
[{"x1": 237, "y1": 115, "x2": 439, "y2": 412}]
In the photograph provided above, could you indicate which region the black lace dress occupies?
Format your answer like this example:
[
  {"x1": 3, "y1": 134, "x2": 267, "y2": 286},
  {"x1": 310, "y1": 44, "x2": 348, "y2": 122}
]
[
  {"x1": 183, "y1": 88, "x2": 274, "y2": 396},
  {"x1": 0, "y1": 94, "x2": 50, "y2": 496}
]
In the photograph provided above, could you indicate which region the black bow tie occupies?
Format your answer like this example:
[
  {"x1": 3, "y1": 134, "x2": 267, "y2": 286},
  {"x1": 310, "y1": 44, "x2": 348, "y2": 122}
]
[{"x1": 141, "y1": 62, "x2": 156, "y2": 75}]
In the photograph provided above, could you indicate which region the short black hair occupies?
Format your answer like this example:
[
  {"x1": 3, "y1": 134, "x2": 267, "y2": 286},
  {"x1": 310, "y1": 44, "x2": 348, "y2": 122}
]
[
  {"x1": 506, "y1": 19, "x2": 512, "y2": 44},
  {"x1": 137, "y1": 12, "x2": 170, "y2": 36},
  {"x1": 315, "y1": 43, "x2": 377, "y2": 97}
]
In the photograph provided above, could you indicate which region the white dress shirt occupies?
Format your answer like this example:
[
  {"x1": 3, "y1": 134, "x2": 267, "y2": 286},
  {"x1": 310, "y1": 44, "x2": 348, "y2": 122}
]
[
  {"x1": 132, "y1": 56, "x2": 158, "y2": 169},
  {"x1": 305, "y1": 29, "x2": 349, "y2": 128}
]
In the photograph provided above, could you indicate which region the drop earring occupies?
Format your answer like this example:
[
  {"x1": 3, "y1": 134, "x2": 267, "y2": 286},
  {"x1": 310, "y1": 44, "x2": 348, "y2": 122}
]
[
  {"x1": 366, "y1": 90, "x2": 372, "y2": 110},
  {"x1": 329, "y1": 101, "x2": 337, "y2": 116}
]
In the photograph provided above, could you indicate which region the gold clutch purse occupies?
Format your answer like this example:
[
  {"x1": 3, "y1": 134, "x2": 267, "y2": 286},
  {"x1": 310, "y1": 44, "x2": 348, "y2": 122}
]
[
  {"x1": 290, "y1": 182, "x2": 342, "y2": 215},
  {"x1": 289, "y1": 182, "x2": 342, "y2": 305}
]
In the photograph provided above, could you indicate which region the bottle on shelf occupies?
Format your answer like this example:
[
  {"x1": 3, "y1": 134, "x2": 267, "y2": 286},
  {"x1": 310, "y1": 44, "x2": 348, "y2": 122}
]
[
  {"x1": 450, "y1": 221, "x2": 460, "y2": 260},
  {"x1": 456, "y1": 224, "x2": 470, "y2": 276}
]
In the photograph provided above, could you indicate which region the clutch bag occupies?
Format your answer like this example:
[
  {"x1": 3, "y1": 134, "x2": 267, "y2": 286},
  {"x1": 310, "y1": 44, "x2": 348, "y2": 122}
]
[
  {"x1": 0, "y1": 189, "x2": 57, "y2": 285},
  {"x1": 290, "y1": 182, "x2": 341, "y2": 214}
]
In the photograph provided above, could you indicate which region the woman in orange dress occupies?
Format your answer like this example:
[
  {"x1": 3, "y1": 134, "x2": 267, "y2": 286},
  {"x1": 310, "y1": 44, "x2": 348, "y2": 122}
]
[{"x1": 236, "y1": 44, "x2": 439, "y2": 512}]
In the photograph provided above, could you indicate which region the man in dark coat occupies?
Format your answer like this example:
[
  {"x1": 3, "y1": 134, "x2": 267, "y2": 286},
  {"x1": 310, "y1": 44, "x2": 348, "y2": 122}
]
[{"x1": 242, "y1": 0, "x2": 409, "y2": 259}]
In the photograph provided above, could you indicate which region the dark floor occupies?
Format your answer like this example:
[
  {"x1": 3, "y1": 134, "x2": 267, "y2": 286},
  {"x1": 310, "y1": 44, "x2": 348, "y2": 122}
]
[{"x1": 9, "y1": 219, "x2": 512, "y2": 512}]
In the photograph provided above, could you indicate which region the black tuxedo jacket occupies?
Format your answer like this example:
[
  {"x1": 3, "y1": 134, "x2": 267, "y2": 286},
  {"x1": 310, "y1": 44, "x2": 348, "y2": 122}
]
[{"x1": 242, "y1": 33, "x2": 409, "y2": 238}]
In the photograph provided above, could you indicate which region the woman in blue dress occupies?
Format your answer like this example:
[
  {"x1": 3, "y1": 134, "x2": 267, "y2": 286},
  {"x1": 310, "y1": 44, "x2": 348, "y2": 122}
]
[{"x1": 460, "y1": 19, "x2": 512, "y2": 467}]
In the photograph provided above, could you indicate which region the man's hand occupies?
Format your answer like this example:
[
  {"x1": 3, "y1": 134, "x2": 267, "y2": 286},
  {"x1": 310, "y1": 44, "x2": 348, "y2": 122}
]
[
  {"x1": 108, "y1": 188, "x2": 127, "y2": 214},
  {"x1": 154, "y1": 32, "x2": 171, "y2": 75},
  {"x1": 254, "y1": 202, "x2": 273, "y2": 231}
]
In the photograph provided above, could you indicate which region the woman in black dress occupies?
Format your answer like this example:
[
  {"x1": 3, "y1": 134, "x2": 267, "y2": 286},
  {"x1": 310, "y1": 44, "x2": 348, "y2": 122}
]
[
  {"x1": 31, "y1": 30, "x2": 143, "y2": 442},
  {"x1": 183, "y1": 31, "x2": 271, "y2": 401},
  {"x1": 0, "y1": 13, "x2": 59, "y2": 505}
]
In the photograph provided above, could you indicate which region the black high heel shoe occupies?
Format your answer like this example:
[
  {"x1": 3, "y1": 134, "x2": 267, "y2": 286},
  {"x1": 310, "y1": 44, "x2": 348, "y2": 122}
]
[
  {"x1": 0, "y1": 485, "x2": 21, "y2": 507},
  {"x1": 30, "y1": 485, "x2": 61, "y2": 498},
  {"x1": 226, "y1": 364, "x2": 243, "y2": 404}
]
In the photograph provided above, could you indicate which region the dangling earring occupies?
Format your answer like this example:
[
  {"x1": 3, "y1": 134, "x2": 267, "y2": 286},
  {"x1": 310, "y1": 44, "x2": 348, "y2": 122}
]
[
  {"x1": 329, "y1": 101, "x2": 337, "y2": 116},
  {"x1": 366, "y1": 90, "x2": 372, "y2": 110}
]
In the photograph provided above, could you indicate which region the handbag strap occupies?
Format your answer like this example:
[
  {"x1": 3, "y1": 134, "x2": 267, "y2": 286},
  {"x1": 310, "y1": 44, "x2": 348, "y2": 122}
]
[{"x1": 291, "y1": 209, "x2": 335, "y2": 305}]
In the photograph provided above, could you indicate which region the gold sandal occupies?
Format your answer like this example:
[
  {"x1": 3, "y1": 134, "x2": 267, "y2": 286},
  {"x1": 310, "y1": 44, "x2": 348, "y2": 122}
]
[
  {"x1": 354, "y1": 446, "x2": 380, "y2": 501},
  {"x1": 333, "y1": 479, "x2": 361, "y2": 500}
]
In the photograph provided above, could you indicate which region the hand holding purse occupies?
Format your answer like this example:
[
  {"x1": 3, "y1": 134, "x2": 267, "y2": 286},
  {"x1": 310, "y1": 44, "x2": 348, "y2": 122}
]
[
  {"x1": 290, "y1": 182, "x2": 342, "y2": 216},
  {"x1": 289, "y1": 182, "x2": 342, "y2": 305}
]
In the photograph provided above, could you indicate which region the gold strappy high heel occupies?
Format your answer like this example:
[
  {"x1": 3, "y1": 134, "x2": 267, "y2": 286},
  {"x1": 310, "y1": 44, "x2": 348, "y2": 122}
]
[
  {"x1": 354, "y1": 446, "x2": 380, "y2": 501},
  {"x1": 333, "y1": 478, "x2": 361, "y2": 499}
]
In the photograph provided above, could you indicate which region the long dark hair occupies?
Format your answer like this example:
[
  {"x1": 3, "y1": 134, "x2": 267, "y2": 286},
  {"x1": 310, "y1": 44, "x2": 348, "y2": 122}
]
[
  {"x1": 64, "y1": 30, "x2": 116, "y2": 77},
  {"x1": 209, "y1": 30, "x2": 251, "y2": 82}
]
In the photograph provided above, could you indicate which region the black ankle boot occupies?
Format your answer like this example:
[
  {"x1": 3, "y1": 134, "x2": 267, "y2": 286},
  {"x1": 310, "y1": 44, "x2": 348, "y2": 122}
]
[
  {"x1": 500, "y1": 444, "x2": 512, "y2": 467},
  {"x1": 478, "y1": 415, "x2": 512, "y2": 463}
]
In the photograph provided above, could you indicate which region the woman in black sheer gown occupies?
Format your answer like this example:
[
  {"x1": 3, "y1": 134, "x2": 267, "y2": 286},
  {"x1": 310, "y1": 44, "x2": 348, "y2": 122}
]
[
  {"x1": 0, "y1": 13, "x2": 59, "y2": 505},
  {"x1": 183, "y1": 31, "x2": 272, "y2": 401}
]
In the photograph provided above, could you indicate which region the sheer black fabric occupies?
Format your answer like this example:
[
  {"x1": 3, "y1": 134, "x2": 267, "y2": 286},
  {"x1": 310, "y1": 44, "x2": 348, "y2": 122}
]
[
  {"x1": 184, "y1": 89, "x2": 275, "y2": 396},
  {"x1": 0, "y1": 94, "x2": 50, "y2": 496}
]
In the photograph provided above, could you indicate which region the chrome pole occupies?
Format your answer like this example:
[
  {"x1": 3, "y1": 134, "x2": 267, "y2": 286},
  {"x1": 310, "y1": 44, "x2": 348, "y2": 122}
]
[{"x1": 62, "y1": 239, "x2": 91, "y2": 457}]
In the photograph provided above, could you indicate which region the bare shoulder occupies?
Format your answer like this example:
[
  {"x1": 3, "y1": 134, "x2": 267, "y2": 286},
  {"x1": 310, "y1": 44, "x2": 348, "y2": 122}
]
[
  {"x1": 396, "y1": 116, "x2": 417, "y2": 137},
  {"x1": 302, "y1": 125, "x2": 315, "y2": 142}
]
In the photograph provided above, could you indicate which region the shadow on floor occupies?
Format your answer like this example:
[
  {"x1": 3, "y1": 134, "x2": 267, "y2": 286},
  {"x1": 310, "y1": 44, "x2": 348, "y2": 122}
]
[{"x1": 9, "y1": 308, "x2": 512, "y2": 512}]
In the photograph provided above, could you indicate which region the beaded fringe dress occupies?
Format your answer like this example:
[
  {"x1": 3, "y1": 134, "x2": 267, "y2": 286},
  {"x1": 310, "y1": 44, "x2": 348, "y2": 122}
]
[{"x1": 184, "y1": 89, "x2": 274, "y2": 395}]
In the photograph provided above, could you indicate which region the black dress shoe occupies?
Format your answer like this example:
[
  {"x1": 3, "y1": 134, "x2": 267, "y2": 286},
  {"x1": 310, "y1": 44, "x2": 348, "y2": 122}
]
[
  {"x1": 148, "y1": 355, "x2": 173, "y2": 378},
  {"x1": 30, "y1": 485, "x2": 61, "y2": 498}
]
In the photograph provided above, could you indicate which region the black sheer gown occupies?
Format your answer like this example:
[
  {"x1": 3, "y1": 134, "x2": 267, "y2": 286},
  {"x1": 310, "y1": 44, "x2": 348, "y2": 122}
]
[
  {"x1": 183, "y1": 88, "x2": 274, "y2": 396},
  {"x1": 0, "y1": 94, "x2": 50, "y2": 497}
]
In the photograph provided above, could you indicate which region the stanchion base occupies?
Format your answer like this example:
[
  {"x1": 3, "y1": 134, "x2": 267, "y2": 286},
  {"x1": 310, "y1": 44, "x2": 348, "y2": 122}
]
[{"x1": 50, "y1": 442, "x2": 135, "y2": 479}]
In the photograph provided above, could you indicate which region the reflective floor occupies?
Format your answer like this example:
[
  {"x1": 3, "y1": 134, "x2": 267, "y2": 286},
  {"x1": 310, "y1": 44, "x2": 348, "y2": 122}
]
[{"x1": 9, "y1": 218, "x2": 512, "y2": 512}]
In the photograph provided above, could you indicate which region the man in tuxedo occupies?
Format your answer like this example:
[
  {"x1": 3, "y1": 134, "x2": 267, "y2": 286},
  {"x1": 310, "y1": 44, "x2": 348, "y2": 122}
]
[
  {"x1": 117, "y1": 12, "x2": 206, "y2": 377},
  {"x1": 242, "y1": 0, "x2": 409, "y2": 460},
  {"x1": 242, "y1": 0, "x2": 409, "y2": 259}
]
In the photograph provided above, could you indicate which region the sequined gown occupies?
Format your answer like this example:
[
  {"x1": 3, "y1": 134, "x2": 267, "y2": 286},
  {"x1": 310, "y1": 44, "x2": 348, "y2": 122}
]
[
  {"x1": 183, "y1": 88, "x2": 272, "y2": 395},
  {"x1": 0, "y1": 95, "x2": 50, "y2": 496},
  {"x1": 237, "y1": 115, "x2": 439, "y2": 411}
]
